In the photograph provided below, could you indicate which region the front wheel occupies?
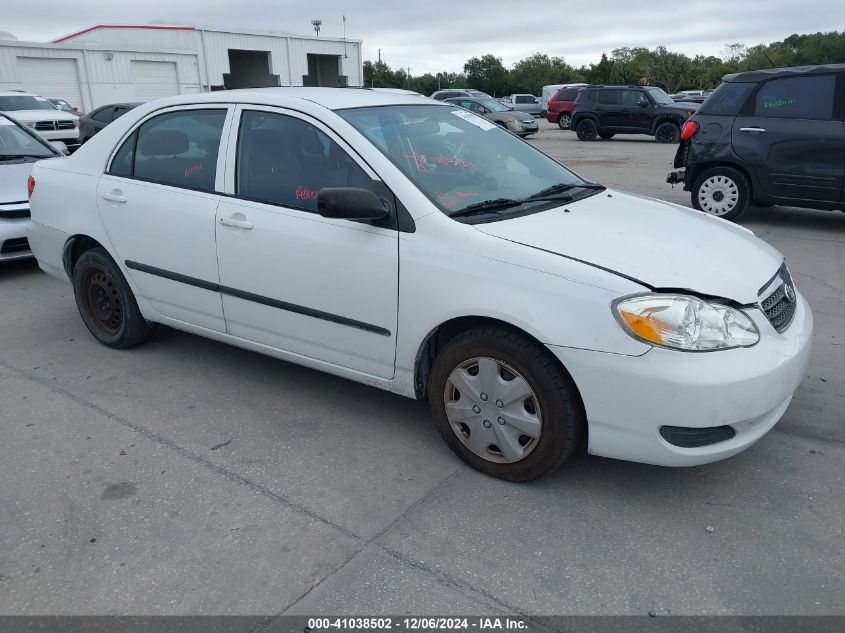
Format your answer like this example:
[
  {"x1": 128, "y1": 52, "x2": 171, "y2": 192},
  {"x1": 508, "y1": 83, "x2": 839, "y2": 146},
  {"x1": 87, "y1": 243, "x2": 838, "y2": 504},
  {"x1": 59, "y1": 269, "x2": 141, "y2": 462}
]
[
  {"x1": 575, "y1": 119, "x2": 598, "y2": 141},
  {"x1": 72, "y1": 248, "x2": 154, "y2": 348},
  {"x1": 557, "y1": 113, "x2": 572, "y2": 130},
  {"x1": 691, "y1": 166, "x2": 750, "y2": 221},
  {"x1": 428, "y1": 327, "x2": 583, "y2": 482}
]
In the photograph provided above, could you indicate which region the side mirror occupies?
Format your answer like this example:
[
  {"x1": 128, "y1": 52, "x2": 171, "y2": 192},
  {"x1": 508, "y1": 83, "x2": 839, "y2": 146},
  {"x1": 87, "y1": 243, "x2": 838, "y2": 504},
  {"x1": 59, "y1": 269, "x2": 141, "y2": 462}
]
[
  {"x1": 639, "y1": 102, "x2": 651, "y2": 108},
  {"x1": 50, "y1": 140, "x2": 70, "y2": 155},
  {"x1": 318, "y1": 187, "x2": 389, "y2": 221}
]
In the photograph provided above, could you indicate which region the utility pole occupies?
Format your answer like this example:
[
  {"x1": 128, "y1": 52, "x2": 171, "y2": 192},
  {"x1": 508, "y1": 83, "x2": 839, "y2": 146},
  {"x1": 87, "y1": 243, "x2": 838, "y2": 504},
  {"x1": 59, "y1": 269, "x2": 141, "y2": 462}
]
[
  {"x1": 378, "y1": 48, "x2": 382, "y2": 64},
  {"x1": 407, "y1": 66, "x2": 411, "y2": 88}
]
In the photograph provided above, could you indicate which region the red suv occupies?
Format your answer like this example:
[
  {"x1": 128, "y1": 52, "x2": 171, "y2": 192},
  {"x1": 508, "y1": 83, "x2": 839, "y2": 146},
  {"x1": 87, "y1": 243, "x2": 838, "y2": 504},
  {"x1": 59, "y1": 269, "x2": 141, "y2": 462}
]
[{"x1": 546, "y1": 87, "x2": 583, "y2": 129}]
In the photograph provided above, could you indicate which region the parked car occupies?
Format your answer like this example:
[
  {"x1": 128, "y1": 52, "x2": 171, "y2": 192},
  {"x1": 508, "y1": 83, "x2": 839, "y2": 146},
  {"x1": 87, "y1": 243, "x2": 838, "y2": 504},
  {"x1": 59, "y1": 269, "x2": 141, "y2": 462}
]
[
  {"x1": 667, "y1": 63, "x2": 845, "y2": 221},
  {"x1": 444, "y1": 96, "x2": 539, "y2": 136},
  {"x1": 0, "y1": 91, "x2": 80, "y2": 152},
  {"x1": 546, "y1": 86, "x2": 584, "y2": 129},
  {"x1": 430, "y1": 89, "x2": 492, "y2": 101},
  {"x1": 540, "y1": 83, "x2": 588, "y2": 116},
  {"x1": 79, "y1": 102, "x2": 143, "y2": 143},
  {"x1": 571, "y1": 85, "x2": 697, "y2": 143},
  {"x1": 500, "y1": 94, "x2": 542, "y2": 116},
  {"x1": 49, "y1": 99, "x2": 83, "y2": 117},
  {"x1": 0, "y1": 113, "x2": 64, "y2": 261},
  {"x1": 670, "y1": 93, "x2": 706, "y2": 104},
  {"x1": 28, "y1": 89, "x2": 812, "y2": 481}
]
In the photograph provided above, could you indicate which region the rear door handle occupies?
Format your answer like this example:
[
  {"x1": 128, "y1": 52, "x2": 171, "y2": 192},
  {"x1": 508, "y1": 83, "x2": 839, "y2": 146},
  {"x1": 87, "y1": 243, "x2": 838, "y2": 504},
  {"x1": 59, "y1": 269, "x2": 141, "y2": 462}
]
[
  {"x1": 740, "y1": 127, "x2": 766, "y2": 133},
  {"x1": 101, "y1": 190, "x2": 126, "y2": 203},
  {"x1": 219, "y1": 216, "x2": 254, "y2": 230}
]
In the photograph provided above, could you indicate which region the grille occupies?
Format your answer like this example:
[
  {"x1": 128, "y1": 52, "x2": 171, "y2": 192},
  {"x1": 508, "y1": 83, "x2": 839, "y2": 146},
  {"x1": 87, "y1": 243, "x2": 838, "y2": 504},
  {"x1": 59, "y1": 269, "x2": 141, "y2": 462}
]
[
  {"x1": 759, "y1": 264, "x2": 797, "y2": 333},
  {"x1": 33, "y1": 120, "x2": 75, "y2": 131},
  {"x1": 0, "y1": 237, "x2": 30, "y2": 254},
  {"x1": 0, "y1": 207, "x2": 30, "y2": 219},
  {"x1": 57, "y1": 120, "x2": 76, "y2": 130}
]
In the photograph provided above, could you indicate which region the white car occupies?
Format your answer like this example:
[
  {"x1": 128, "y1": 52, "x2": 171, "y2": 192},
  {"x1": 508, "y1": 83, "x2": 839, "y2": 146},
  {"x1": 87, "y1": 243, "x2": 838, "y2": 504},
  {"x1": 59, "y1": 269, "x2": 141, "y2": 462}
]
[
  {"x1": 0, "y1": 113, "x2": 64, "y2": 261},
  {"x1": 27, "y1": 89, "x2": 813, "y2": 481},
  {"x1": 0, "y1": 91, "x2": 80, "y2": 152}
]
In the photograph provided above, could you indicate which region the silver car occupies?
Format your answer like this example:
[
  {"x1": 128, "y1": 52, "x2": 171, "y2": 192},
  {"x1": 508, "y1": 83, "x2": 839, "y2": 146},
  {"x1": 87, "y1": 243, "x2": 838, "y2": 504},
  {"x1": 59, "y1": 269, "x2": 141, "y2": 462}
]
[
  {"x1": 502, "y1": 94, "x2": 543, "y2": 116},
  {"x1": 0, "y1": 113, "x2": 64, "y2": 261},
  {"x1": 444, "y1": 97, "x2": 539, "y2": 137}
]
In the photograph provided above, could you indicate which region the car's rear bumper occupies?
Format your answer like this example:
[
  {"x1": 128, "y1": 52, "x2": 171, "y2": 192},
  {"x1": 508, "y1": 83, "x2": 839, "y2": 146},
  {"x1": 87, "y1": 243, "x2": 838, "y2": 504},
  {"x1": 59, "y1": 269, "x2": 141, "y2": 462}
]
[
  {"x1": 26, "y1": 220, "x2": 69, "y2": 279},
  {"x1": 549, "y1": 295, "x2": 813, "y2": 466}
]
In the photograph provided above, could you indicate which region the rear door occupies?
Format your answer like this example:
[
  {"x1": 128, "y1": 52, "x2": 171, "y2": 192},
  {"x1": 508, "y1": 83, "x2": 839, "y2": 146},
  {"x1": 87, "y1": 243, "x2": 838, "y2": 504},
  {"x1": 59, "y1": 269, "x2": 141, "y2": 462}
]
[
  {"x1": 594, "y1": 89, "x2": 623, "y2": 128},
  {"x1": 732, "y1": 73, "x2": 844, "y2": 203}
]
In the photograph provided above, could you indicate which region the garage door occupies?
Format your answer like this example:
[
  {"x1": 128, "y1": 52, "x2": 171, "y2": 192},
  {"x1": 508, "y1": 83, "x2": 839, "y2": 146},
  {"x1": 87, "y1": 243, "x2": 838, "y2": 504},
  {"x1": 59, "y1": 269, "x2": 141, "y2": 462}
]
[
  {"x1": 17, "y1": 57, "x2": 83, "y2": 110},
  {"x1": 131, "y1": 61, "x2": 179, "y2": 101}
]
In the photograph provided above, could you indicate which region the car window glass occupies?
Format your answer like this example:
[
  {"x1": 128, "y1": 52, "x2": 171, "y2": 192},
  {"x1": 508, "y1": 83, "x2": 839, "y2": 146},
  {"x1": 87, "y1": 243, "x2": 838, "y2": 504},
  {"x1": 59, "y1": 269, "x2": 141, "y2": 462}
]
[
  {"x1": 0, "y1": 120, "x2": 54, "y2": 157},
  {"x1": 561, "y1": 90, "x2": 577, "y2": 101},
  {"x1": 108, "y1": 130, "x2": 136, "y2": 177},
  {"x1": 235, "y1": 110, "x2": 378, "y2": 213},
  {"x1": 91, "y1": 107, "x2": 113, "y2": 123},
  {"x1": 754, "y1": 75, "x2": 835, "y2": 120},
  {"x1": 516, "y1": 96, "x2": 532, "y2": 104},
  {"x1": 122, "y1": 109, "x2": 226, "y2": 192},
  {"x1": 114, "y1": 107, "x2": 130, "y2": 119},
  {"x1": 620, "y1": 91, "x2": 648, "y2": 106},
  {"x1": 459, "y1": 100, "x2": 483, "y2": 114},
  {"x1": 698, "y1": 82, "x2": 755, "y2": 116},
  {"x1": 597, "y1": 90, "x2": 619, "y2": 105}
]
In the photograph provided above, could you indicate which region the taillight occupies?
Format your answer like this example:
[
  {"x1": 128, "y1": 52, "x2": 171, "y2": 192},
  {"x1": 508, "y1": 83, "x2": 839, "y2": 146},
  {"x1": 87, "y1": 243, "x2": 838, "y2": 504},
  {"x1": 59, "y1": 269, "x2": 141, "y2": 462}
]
[
  {"x1": 680, "y1": 120, "x2": 698, "y2": 141},
  {"x1": 27, "y1": 175, "x2": 35, "y2": 199}
]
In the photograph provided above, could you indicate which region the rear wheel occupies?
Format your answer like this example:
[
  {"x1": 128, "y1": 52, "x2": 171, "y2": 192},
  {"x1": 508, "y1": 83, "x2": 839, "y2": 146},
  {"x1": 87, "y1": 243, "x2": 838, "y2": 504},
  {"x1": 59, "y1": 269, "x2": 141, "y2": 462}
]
[
  {"x1": 655, "y1": 122, "x2": 680, "y2": 144},
  {"x1": 557, "y1": 113, "x2": 572, "y2": 130},
  {"x1": 72, "y1": 248, "x2": 154, "y2": 348},
  {"x1": 576, "y1": 119, "x2": 598, "y2": 141},
  {"x1": 428, "y1": 327, "x2": 583, "y2": 482},
  {"x1": 691, "y1": 166, "x2": 750, "y2": 221}
]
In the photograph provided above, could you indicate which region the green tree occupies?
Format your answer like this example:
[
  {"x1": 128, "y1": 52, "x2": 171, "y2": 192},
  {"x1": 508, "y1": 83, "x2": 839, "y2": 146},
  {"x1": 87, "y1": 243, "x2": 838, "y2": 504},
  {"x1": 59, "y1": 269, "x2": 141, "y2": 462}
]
[
  {"x1": 464, "y1": 54, "x2": 509, "y2": 96},
  {"x1": 509, "y1": 52, "x2": 578, "y2": 94}
]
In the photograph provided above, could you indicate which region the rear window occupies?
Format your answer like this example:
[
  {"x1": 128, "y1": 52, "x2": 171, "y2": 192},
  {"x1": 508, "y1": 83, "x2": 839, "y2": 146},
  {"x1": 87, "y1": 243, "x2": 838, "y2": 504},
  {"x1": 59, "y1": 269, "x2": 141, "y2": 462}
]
[
  {"x1": 596, "y1": 90, "x2": 620, "y2": 105},
  {"x1": 698, "y1": 82, "x2": 754, "y2": 116},
  {"x1": 554, "y1": 90, "x2": 578, "y2": 101},
  {"x1": 753, "y1": 75, "x2": 835, "y2": 120}
]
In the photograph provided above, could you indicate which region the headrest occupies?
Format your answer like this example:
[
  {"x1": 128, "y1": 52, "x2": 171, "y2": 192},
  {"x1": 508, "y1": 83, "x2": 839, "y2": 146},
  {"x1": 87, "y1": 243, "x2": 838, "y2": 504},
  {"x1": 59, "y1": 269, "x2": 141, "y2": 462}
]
[{"x1": 139, "y1": 130, "x2": 189, "y2": 156}]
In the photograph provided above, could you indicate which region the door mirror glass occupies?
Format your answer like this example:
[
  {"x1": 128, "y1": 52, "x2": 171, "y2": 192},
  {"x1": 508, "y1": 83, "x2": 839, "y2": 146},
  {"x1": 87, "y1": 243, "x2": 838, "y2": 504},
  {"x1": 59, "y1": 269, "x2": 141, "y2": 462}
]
[
  {"x1": 318, "y1": 187, "x2": 389, "y2": 221},
  {"x1": 49, "y1": 140, "x2": 70, "y2": 155}
]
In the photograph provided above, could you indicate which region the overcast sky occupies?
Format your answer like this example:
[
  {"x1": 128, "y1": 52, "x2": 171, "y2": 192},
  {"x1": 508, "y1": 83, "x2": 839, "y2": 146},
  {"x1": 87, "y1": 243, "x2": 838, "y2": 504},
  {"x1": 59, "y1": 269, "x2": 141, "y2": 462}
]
[{"x1": 5, "y1": 1, "x2": 843, "y2": 75}]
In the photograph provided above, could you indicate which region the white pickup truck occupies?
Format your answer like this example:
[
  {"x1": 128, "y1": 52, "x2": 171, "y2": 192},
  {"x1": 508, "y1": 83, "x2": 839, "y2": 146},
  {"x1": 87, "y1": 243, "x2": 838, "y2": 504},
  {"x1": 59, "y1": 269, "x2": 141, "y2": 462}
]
[{"x1": 0, "y1": 91, "x2": 80, "y2": 152}]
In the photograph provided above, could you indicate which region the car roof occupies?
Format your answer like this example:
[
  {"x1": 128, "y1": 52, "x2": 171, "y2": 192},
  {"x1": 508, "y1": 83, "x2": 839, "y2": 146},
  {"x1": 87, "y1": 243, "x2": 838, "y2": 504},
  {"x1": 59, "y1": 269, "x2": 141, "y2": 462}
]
[
  {"x1": 93, "y1": 101, "x2": 144, "y2": 108},
  {"x1": 724, "y1": 63, "x2": 845, "y2": 83},
  {"x1": 138, "y1": 87, "x2": 433, "y2": 111}
]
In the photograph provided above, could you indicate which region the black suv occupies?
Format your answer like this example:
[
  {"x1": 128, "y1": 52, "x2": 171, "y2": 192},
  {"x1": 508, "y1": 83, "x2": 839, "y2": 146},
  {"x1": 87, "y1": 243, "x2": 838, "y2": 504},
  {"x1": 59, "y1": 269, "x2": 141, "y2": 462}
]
[
  {"x1": 668, "y1": 64, "x2": 845, "y2": 220},
  {"x1": 571, "y1": 85, "x2": 697, "y2": 143}
]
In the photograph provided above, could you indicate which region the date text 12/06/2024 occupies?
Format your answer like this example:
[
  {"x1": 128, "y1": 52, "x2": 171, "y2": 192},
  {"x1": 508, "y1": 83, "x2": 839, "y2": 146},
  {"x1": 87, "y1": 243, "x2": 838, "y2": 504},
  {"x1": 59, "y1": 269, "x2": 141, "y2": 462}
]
[{"x1": 306, "y1": 617, "x2": 529, "y2": 631}]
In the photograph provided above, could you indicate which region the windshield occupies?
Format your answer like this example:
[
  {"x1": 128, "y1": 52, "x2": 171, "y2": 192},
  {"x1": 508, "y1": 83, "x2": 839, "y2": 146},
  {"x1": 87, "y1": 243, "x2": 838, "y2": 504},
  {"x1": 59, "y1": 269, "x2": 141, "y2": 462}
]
[
  {"x1": 479, "y1": 98, "x2": 510, "y2": 112},
  {"x1": 0, "y1": 120, "x2": 55, "y2": 157},
  {"x1": 0, "y1": 95, "x2": 59, "y2": 112},
  {"x1": 645, "y1": 88, "x2": 674, "y2": 105},
  {"x1": 339, "y1": 105, "x2": 593, "y2": 217}
]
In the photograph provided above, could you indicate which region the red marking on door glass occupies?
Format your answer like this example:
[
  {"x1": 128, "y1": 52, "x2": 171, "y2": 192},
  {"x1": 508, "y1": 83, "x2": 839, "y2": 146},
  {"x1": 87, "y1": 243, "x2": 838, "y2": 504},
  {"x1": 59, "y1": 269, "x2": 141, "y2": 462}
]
[{"x1": 295, "y1": 184, "x2": 319, "y2": 200}]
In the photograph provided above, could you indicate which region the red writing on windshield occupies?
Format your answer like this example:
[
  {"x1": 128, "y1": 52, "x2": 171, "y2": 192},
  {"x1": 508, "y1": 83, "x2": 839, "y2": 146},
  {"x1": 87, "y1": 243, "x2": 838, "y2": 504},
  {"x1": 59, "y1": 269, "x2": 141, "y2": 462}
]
[
  {"x1": 295, "y1": 185, "x2": 319, "y2": 200},
  {"x1": 435, "y1": 191, "x2": 478, "y2": 199},
  {"x1": 403, "y1": 152, "x2": 475, "y2": 171}
]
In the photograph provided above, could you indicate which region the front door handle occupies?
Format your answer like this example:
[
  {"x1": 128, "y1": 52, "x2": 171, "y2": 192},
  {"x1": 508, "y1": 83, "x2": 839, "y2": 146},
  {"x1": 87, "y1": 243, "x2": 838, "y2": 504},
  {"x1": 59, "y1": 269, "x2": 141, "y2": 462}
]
[
  {"x1": 739, "y1": 127, "x2": 766, "y2": 133},
  {"x1": 101, "y1": 190, "x2": 126, "y2": 203},
  {"x1": 219, "y1": 216, "x2": 254, "y2": 230}
]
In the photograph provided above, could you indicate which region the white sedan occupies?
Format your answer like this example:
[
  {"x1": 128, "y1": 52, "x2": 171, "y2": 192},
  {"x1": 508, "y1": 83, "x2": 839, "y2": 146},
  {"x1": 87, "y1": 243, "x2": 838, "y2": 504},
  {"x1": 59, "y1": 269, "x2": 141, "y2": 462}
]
[{"x1": 27, "y1": 89, "x2": 812, "y2": 481}]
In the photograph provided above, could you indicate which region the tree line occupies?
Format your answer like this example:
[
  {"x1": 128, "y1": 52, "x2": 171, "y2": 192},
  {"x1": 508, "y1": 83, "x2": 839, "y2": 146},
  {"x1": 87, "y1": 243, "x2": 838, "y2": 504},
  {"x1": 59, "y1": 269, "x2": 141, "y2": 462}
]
[{"x1": 363, "y1": 30, "x2": 845, "y2": 96}]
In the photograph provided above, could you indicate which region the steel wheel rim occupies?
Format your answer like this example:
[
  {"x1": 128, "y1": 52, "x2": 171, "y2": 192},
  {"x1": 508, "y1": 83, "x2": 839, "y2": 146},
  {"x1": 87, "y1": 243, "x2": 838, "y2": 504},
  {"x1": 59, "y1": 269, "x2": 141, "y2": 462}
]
[
  {"x1": 698, "y1": 175, "x2": 739, "y2": 216},
  {"x1": 443, "y1": 357, "x2": 542, "y2": 464},
  {"x1": 82, "y1": 269, "x2": 123, "y2": 336},
  {"x1": 559, "y1": 114, "x2": 571, "y2": 129}
]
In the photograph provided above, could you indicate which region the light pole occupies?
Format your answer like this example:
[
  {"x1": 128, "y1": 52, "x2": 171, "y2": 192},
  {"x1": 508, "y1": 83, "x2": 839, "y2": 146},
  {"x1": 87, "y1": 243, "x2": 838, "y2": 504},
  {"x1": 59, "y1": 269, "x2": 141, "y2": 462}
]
[{"x1": 311, "y1": 19, "x2": 322, "y2": 37}]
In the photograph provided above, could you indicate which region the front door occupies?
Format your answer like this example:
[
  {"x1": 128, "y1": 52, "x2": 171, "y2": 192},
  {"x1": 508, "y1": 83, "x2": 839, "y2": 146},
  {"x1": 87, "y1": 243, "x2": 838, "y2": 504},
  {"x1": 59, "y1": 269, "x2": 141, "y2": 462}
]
[
  {"x1": 620, "y1": 89, "x2": 653, "y2": 131},
  {"x1": 97, "y1": 105, "x2": 233, "y2": 331},
  {"x1": 214, "y1": 106, "x2": 399, "y2": 379},
  {"x1": 732, "y1": 73, "x2": 845, "y2": 203}
]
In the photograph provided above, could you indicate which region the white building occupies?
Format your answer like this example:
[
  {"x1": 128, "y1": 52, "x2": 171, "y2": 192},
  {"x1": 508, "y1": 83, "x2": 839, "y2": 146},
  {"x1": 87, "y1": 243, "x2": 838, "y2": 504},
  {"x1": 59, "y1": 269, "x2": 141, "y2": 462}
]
[{"x1": 0, "y1": 24, "x2": 363, "y2": 111}]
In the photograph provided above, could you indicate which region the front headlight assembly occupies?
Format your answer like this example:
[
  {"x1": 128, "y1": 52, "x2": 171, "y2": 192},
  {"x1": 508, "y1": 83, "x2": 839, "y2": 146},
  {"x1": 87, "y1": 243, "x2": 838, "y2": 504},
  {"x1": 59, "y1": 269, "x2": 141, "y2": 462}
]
[{"x1": 612, "y1": 293, "x2": 759, "y2": 351}]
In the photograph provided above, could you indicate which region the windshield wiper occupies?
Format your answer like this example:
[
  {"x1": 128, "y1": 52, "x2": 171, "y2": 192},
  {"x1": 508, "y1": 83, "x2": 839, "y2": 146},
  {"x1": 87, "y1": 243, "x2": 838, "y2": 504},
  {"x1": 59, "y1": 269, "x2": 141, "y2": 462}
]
[
  {"x1": 524, "y1": 182, "x2": 605, "y2": 201},
  {"x1": 448, "y1": 198, "x2": 524, "y2": 217},
  {"x1": 0, "y1": 154, "x2": 50, "y2": 161}
]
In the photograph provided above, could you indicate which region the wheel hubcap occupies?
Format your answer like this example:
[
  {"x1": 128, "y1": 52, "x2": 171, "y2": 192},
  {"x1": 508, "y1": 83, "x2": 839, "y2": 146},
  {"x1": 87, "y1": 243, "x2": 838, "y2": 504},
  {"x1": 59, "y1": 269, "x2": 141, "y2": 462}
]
[
  {"x1": 444, "y1": 357, "x2": 542, "y2": 464},
  {"x1": 560, "y1": 115, "x2": 571, "y2": 128},
  {"x1": 698, "y1": 176, "x2": 739, "y2": 216},
  {"x1": 83, "y1": 270, "x2": 123, "y2": 335}
]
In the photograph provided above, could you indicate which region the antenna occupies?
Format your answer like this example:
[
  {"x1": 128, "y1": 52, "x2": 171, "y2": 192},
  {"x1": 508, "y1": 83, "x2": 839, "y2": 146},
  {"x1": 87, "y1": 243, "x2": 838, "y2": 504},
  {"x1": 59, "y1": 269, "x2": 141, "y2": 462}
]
[
  {"x1": 311, "y1": 19, "x2": 322, "y2": 37},
  {"x1": 342, "y1": 15, "x2": 347, "y2": 58}
]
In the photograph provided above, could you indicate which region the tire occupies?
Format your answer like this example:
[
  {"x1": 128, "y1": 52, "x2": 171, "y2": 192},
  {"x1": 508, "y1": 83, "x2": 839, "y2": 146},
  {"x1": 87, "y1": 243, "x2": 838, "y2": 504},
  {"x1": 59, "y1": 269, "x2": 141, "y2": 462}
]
[
  {"x1": 598, "y1": 131, "x2": 615, "y2": 139},
  {"x1": 557, "y1": 113, "x2": 572, "y2": 130},
  {"x1": 654, "y1": 121, "x2": 680, "y2": 144},
  {"x1": 72, "y1": 247, "x2": 154, "y2": 349},
  {"x1": 575, "y1": 119, "x2": 598, "y2": 141},
  {"x1": 691, "y1": 166, "x2": 750, "y2": 221},
  {"x1": 427, "y1": 326, "x2": 583, "y2": 482}
]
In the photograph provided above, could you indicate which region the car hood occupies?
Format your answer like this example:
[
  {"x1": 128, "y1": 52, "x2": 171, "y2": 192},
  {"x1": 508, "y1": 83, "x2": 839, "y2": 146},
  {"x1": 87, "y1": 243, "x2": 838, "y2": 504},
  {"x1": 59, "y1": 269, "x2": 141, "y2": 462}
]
[
  {"x1": 3, "y1": 109, "x2": 78, "y2": 123},
  {"x1": 473, "y1": 189, "x2": 782, "y2": 305},
  {"x1": 0, "y1": 161, "x2": 36, "y2": 203},
  {"x1": 663, "y1": 102, "x2": 699, "y2": 113},
  {"x1": 488, "y1": 111, "x2": 535, "y2": 124}
]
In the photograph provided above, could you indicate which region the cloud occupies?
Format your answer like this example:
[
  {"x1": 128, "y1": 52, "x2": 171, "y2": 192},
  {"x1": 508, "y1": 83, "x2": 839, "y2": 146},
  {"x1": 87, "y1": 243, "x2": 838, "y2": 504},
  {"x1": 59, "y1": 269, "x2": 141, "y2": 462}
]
[{"x1": 5, "y1": 0, "x2": 841, "y2": 74}]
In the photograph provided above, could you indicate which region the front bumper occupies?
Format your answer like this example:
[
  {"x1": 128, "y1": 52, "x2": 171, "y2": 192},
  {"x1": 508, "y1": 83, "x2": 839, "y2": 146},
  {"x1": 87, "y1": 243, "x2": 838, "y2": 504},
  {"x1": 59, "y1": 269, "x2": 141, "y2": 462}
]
[
  {"x1": 513, "y1": 121, "x2": 539, "y2": 135},
  {"x1": 549, "y1": 295, "x2": 813, "y2": 466},
  {"x1": 0, "y1": 217, "x2": 32, "y2": 261}
]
